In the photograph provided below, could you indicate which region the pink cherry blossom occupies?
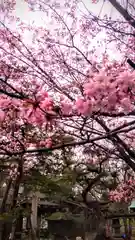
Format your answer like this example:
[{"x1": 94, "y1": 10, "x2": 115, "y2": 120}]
[
  {"x1": 110, "y1": 178, "x2": 135, "y2": 202},
  {"x1": 45, "y1": 138, "x2": 52, "y2": 148},
  {"x1": 87, "y1": 158, "x2": 98, "y2": 165},
  {"x1": 83, "y1": 82, "x2": 96, "y2": 97},
  {"x1": 61, "y1": 102, "x2": 72, "y2": 114},
  {"x1": 75, "y1": 99, "x2": 93, "y2": 116},
  {"x1": 22, "y1": 104, "x2": 45, "y2": 126},
  {"x1": 0, "y1": 97, "x2": 11, "y2": 109},
  {"x1": 40, "y1": 97, "x2": 53, "y2": 110},
  {"x1": 28, "y1": 108, "x2": 45, "y2": 125},
  {"x1": 37, "y1": 91, "x2": 49, "y2": 102},
  {"x1": 121, "y1": 97, "x2": 133, "y2": 112}
]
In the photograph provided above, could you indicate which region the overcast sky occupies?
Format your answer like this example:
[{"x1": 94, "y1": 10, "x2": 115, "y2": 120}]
[
  {"x1": 14, "y1": 0, "x2": 118, "y2": 21},
  {"x1": 11, "y1": 0, "x2": 127, "y2": 61}
]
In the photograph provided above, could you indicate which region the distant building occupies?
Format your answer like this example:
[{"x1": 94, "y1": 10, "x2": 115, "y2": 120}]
[{"x1": 129, "y1": 200, "x2": 135, "y2": 213}]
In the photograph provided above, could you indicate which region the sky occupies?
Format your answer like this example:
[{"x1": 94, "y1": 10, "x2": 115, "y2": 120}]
[
  {"x1": 13, "y1": 0, "x2": 126, "y2": 61},
  {"x1": 0, "y1": 0, "x2": 128, "y2": 62},
  {"x1": 14, "y1": 0, "x2": 117, "y2": 21}
]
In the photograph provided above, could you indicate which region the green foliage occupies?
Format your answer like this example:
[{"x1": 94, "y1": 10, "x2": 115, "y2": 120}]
[
  {"x1": 47, "y1": 211, "x2": 85, "y2": 222},
  {"x1": 0, "y1": 206, "x2": 30, "y2": 222},
  {"x1": 25, "y1": 168, "x2": 76, "y2": 201},
  {"x1": 47, "y1": 212, "x2": 67, "y2": 220},
  {"x1": 0, "y1": 212, "x2": 12, "y2": 221}
]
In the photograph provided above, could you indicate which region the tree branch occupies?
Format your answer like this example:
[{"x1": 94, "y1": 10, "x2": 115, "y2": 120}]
[
  {"x1": 108, "y1": 0, "x2": 135, "y2": 29},
  {"x1": 95, "y1": 117, "x2": 135, "y2": 171},
  {"x1": 82, "y1": 172, "x2": 107, "y2": 205}
]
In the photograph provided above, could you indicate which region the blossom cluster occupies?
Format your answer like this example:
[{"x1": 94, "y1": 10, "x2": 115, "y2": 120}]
[{"x1": 110, "y1": 178, "x2": 135, "y2": 202}]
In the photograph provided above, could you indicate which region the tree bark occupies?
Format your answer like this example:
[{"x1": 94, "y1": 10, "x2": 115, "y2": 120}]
[
  {"x1": 0, "y1": 178, "x2": 12, "y2": 213},
  {"x1": 0, "y1": 179, "x2": 12, "y2": 240},
  {"x1": 31, "y1": 192, "x2": 38, "y2": 233},
  {"x1": 10, "y1": 157, "x2": 24, "y2": 240}
]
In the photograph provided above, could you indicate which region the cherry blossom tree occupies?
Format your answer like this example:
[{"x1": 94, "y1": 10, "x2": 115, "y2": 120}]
[
  {"x1": 0, "y1": 0, "x2": 135, "y2": 200},
  {"x1": 89, "y1": 0, "x2": 135, "y2": 63},
  {"x1": 0, "y1": 0, "x2": 135, "y2": 238}
]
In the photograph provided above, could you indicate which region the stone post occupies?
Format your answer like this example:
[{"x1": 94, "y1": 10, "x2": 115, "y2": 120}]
[{"x1": 31, "y1": 192, "x2": 39, "y2": 235}]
